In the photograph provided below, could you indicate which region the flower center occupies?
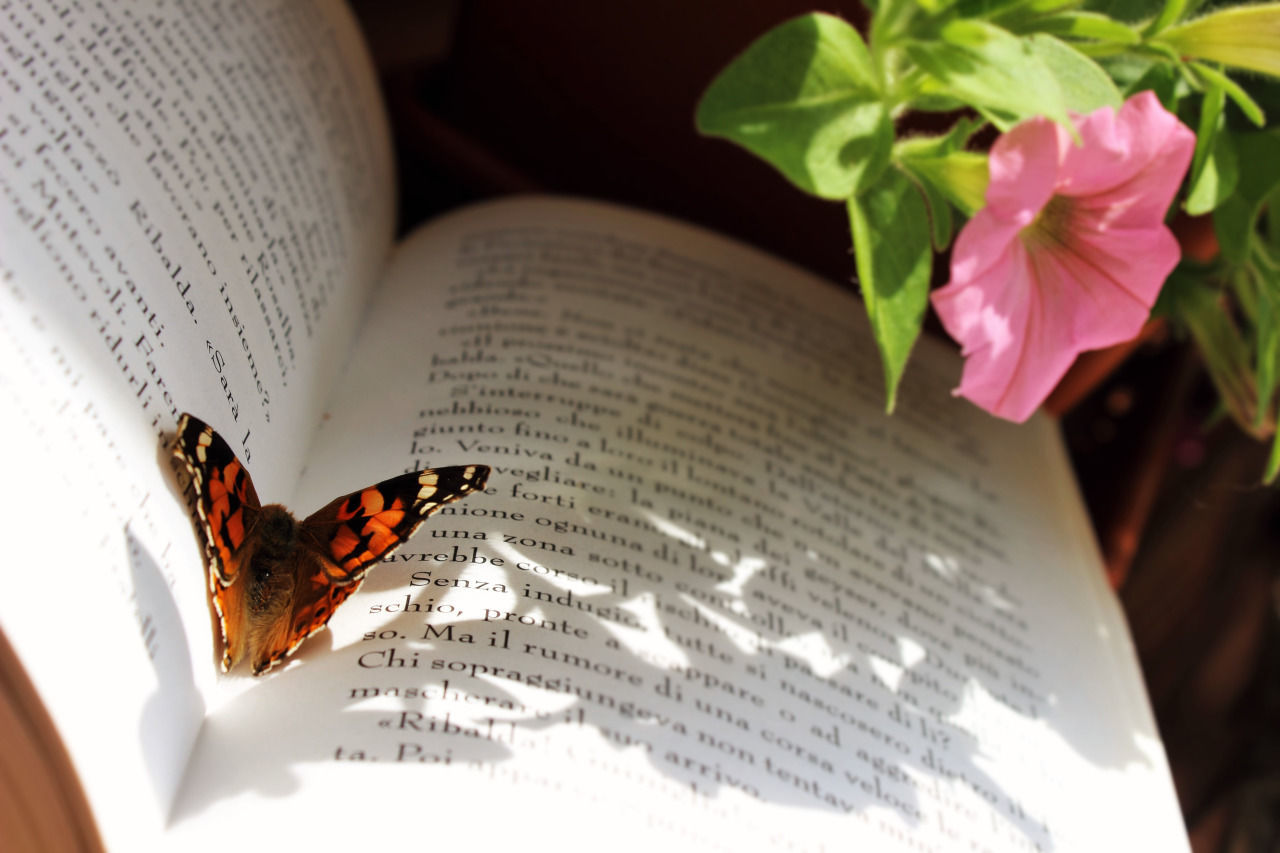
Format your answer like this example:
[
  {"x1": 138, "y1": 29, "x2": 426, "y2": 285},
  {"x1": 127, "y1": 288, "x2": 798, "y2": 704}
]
[{"x1": 1020, "y1": 194, "x2": 1076, "y2": 253}]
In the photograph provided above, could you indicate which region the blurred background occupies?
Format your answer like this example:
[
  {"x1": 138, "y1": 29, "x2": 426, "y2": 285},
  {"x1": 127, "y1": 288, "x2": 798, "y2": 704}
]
[{"x1": 350, "y1": 3, "x2": 1280, "y2": 849}]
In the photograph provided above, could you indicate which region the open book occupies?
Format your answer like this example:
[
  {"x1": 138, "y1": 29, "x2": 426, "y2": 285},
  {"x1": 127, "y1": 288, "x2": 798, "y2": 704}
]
[{"x1": 0, "y1": 1, "x2": 1188, "y2": 850}]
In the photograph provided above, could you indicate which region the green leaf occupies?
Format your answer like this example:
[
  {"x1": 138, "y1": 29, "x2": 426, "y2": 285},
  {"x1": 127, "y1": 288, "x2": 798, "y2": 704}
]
[
  {"x1": 1213, "y1": 130, "x2": 1280, "y2": 263},
  {"x1": 957, "y1": 0, "x2": 1075, "y2": 21},
  {"x1": 916, "y1": 175, "x2": 956, "y2": 250},
  {"x1": 1184, "y1": 132, "x2": 1238, "y2": 216},
  {"x1": 696, "y1": 14, "x2": 892, "y2": 199},
  {"x1": 1189, "y1": 85, "x2": 1225, "y2": 185},
  {"x1": 1163, "y1": 272, "x2": 1256, "y2": 426},
  {"x1": 985, "y1": 0, "x2": 1082, "y2": 26},
  {"x1": 1254, "y1": 267, "x2": 1280, "y2": 430},
  {"x1": 906, "y1": 20, "x2": 1071, "y2": 130},
  {"x1": 1081, "y1": 0, "x2": 1167, "y2": 24},
  {"x1": 1190, "y1": 62, "x2": 1266, "y2": 127},
  {"x1": 914, "y1": 0, "x2": 954, "y2": 14},
  {"x1": 1030, "y1": 12, "x2": 1142, "y2": 44},
  {"x1": 1216, "y1": 197, "x2": 1256, "y2": 265},
  {"x1": 1025, "y1": 34, "x2": 1124, "y2": 113},
  {"x1": 1267, "y1": 186, "x2": 1280, "y2": 246},
  {"x1": 895, "y1": 120, "x2": 989, "y2": 228},
  {"x1": 874, "y1": 0, "x2": 925, "y2": 44},
  {"x1": 1159, "y1": 4, "x2": 1280, "y2": 79},
  {"x1": 1242, "y1": 239, "x2": 1280, "y2": 423},
  {"x1": 898, "y1": 149, "x2": 991, "y2": 215},
  {"x1": 1185, "y1": 90, "x2": 1238, "y2": 216},
  {"x1": 847, "y1": 169, "x2": 934, "y2": 412},
  {"x1": 1265, "y1": 429, "x2": 1280, "y2": 484},
  {"x1": 954, "y1": 0, "x2": 1032, "y2": 18},
  {"x1": 906, "y1": 92, "x2": 972, "y2": 113},
  {"x1": 1116, "y1": 59, "x2": 1181, "y2": 108},
  {"x1": 893, "y1": 117, "x2": 985, "y2": 163},
  {"x1": 1147, "y1": 0, "x2": 1191, "y2": 34}
]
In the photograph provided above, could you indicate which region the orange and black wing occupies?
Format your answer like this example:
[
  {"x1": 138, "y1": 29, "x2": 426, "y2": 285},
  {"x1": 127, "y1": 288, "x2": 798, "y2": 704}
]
[
  {"x1": 277, "y1": 465, "x2": 490, "y2": 661},
  {"x1": 172, "y1": 413, "x2": 263, "y2": 669},
  {"x1": 172, "y1": 413, "x2": 262, "y2": 585}
]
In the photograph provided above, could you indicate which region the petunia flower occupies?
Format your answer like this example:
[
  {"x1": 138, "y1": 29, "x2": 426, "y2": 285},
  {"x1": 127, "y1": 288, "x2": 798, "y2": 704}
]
[{"x1": 930, "y1": 91, "x2": 1195, "y2": 422}]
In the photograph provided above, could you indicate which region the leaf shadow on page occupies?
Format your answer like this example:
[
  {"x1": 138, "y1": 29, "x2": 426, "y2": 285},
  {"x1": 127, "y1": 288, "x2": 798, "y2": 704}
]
[
  {"x1": 161, "y1": 471, "x2": 1156, "y2": 852},
  {"x1": 123, "y1": 526, "x2": 204, "y2": 809},
  {"x1": 161, "y1": 206, "x2": 1171, "y2": 846},
  {"x1": 165, "y1": 566, "x2": 523, "y2": 819}
]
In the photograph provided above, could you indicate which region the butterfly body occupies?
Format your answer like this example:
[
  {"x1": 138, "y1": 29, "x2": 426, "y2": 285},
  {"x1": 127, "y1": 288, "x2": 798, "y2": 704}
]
[
  {"x1": 229, "y1": 504, "x2": 302, "y2": 672},
  {"x1": 173, "y1": 413, "x2": 489, "y2": 675}
]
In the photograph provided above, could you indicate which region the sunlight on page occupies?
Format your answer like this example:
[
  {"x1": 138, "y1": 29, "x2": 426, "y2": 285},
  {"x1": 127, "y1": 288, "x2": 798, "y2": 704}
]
[
  {"x1": 712, "y1": 554, "x2": 769, "y2": 597},
  {"x1": 160, "y1": 198, "x2": 1189, "y2": 853},
  {"x1": 774, "y1": 632, "x2": 851, "y2": 679},
  {"x1": 677, "y1": 597, "x2": 774, "y2": 656},
  {"x1": 899, "y1": 636, "x2": 928, "y2": 669},
  {"x1": 0, "y1": 0, "x2": 400, "y2": 846},
  {"x1": 0, "y1": 0, "x2": 1181, "y2": 846},
  {"x1": 0, "y1": 316, "x2": 209, "y2": 834},
  {"x1": 869, "y1": 653, "x2": 908, "y2": 692},
  {"x1": 646, "y1": 514, "x2": 707, "y2": 549}
]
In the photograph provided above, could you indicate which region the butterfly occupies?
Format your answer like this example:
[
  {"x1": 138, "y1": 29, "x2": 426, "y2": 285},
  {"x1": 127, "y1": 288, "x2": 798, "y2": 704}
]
[{"x1": 172, "y1": 413, "x2": 490, "y2": 676}]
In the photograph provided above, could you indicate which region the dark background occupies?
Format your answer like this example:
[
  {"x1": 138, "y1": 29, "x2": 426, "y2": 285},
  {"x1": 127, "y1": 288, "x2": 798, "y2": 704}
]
[{"x1": 351, "y1": 3, "x2": 1280, "y2": 849}]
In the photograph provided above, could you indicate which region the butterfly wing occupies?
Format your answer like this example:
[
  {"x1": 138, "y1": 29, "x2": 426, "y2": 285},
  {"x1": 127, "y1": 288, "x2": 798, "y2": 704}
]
[
  {"x1": 172, "y1": 413, "x2": 263, "y2": 670},
  {"x1": 254, "y1": 465, "x2": 491, "y2": 674}
]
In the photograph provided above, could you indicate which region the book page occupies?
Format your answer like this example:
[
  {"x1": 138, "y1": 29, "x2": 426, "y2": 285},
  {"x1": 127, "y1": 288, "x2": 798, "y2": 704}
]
[
  {"x1": 169, "y1": 198, "x2": 1188, "y2": 851},
  {"x1": 0, "y1": 0, "x2": 392, "y2": 848}
]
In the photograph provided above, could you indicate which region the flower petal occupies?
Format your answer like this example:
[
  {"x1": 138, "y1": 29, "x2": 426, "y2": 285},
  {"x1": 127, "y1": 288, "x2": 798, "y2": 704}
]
[
  {"x1": 983, "y1": 116, "x2": 1065, "y2": 224},
  {"x1": 1058, "y1": 91, "x2": 1195, "y2": 226},
  {"x1": 940, "y1": 221, "x2": 1179, "y2": 422},
  {"x1": 934, "y1": 240, "x2": 1077, "y2": 422},
  {"x1": 986, "y1": 251, "x2": 1088, "y2": 421},
  {"x1": 933, "y1": 243, "x2": 1019, "y2": 355},
  {"x1": 1054, "y1": 224, "x2": 1183, "y2": 348},
  {"x1": 947, "y1": 206, "x2": 1024, "y2": 294},
  {"x1": 933, "y1": 91, "x2": 1193, "y2": 423}
]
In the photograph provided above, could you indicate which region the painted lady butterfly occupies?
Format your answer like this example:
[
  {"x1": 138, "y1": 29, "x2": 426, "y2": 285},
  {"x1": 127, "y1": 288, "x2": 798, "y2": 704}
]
[{"x1": 173, "y1": 413, "x2": 489, "y2": 675}]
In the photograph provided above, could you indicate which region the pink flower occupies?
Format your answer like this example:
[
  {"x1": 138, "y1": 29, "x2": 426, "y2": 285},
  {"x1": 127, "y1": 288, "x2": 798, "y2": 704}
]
[{"x1": 930, "y1": 91, "x2": 1195, "y2": 422}]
